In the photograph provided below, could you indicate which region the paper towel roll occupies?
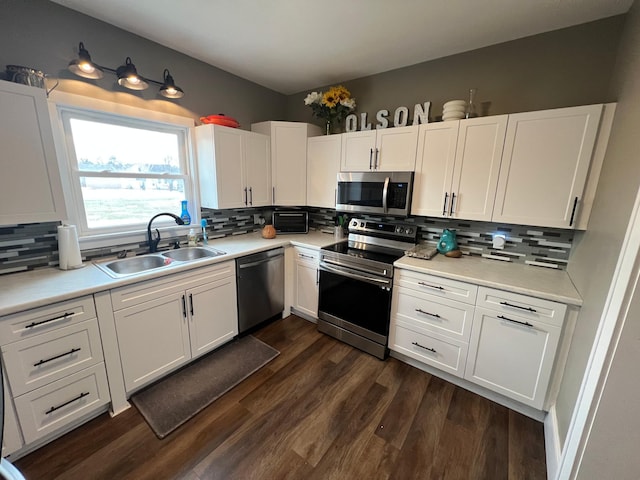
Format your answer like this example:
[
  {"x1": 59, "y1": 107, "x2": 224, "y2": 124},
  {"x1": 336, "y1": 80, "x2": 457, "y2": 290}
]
[{"x1": 58, "y1": 224, "x2": 83, "y2": 270}]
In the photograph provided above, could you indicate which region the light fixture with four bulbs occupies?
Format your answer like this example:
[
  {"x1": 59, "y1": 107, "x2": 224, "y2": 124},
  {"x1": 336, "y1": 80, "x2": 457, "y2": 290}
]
[{"x1": 68, "y1": 42, "x2": 184, "y2": 99}]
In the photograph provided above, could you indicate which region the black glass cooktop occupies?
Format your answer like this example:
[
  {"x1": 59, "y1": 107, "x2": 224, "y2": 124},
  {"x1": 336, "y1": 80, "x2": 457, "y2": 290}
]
[{"x1": 322, "y1": 240, "x2": 406, "y2": 265}]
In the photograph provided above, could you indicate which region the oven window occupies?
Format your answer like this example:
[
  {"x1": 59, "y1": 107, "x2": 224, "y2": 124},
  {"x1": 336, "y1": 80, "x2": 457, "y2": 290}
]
[
  {"x1": 337, "y1": 181, "x2": 384, "y2": 207},
  {"x1": 318, "y1": 269, "x2": 392, "y2": 337}
]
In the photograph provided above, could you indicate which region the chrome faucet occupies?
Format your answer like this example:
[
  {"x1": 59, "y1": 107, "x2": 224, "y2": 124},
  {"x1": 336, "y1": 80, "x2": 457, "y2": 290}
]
[{"x1": 147, "y1": 213, "x2": 185, "y2": 253}]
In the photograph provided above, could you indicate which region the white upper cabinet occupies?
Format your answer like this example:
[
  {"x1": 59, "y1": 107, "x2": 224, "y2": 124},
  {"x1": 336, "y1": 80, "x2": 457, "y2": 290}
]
[
  {"x1": 195, "y1": 124, "x2": 270, "y2": 209},
  {"x1": 451, "y1": 116, "x2": 508, "y2": 221},
  {"x1": 252, "y1": 121, "x2": 321, "y2": 206},
  {"x1": 412, "y1": 122, "x2": 459, "y2": 217},
  {"x1": 341, "y1": 125, "x2": 418, "y2": 172},
  {"x1": 492, "y1": 105, "x2": 603, "y2": 228},
  {"x1": 307, "y1": 135, "x2": 341, "y2": 208},
  {"x1": 412, "y1": 116, "x2": 507, "y2": 221},
  {"x1": 0, "y1": 80, "x2": 66, "y2": 225}
]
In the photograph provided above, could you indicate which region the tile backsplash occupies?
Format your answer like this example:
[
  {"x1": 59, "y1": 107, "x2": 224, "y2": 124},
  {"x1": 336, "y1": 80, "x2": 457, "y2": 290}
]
[
  {"x1": 0, "y1": 207, "x2": 574, "y2": 274},
  {"x1": 308, "y1": 207, "x2": 573, "y2": 269}
]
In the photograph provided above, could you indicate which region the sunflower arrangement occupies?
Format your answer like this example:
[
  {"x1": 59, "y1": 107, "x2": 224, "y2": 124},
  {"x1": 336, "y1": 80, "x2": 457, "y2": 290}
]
[{"x1": 304, "y1": 85, "x2": 356, "y2": 133}]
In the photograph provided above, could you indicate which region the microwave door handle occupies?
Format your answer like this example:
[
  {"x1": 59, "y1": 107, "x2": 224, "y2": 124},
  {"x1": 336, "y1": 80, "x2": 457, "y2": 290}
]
[{"x1": 382, "y1": 176, "x2": 390, "y2": 213}]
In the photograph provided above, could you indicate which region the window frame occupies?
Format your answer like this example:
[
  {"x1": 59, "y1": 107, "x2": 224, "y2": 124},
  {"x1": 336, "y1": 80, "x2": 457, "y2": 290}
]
[{"x1": 48, "y1": 91, "x2": 198, "y2": 249}]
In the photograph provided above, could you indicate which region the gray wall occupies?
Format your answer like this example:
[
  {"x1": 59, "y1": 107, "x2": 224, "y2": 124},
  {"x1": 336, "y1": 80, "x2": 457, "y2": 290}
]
[
  {"x1": 286, "y1": 16, "x2": 623, "y2": 131},
  {"x1": 0, "y1": 0, "x2": 285, "y2": 128},
  {"x1": 558, "y1": 1, "x2": 640, "y2": 471}
]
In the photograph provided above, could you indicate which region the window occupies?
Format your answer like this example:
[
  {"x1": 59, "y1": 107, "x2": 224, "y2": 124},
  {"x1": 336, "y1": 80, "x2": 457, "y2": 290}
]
[{"x1": 56, "y1": 103, "x2": 195, "y2": 239}]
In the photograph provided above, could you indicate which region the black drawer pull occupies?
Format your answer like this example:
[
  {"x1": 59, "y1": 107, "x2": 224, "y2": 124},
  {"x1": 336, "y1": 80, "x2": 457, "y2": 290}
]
[
  {"x1": 569, "y1": 196, "x2": 578, "y2": 226},
  {"x1": 412, "y1": 341, "x2": 436, "y2": 353},
  {"x1": 415, "y1": 308, "x2": 440, "y2": 318},
  {"x1": 499, "y1": 301, "x2": 537, "y2": 313},
  {"x1": 45, "y1": 391, "x2": 90, "y2": 415},
  {"x1": 34, "y1": 347, "x2": 81, "y2": 367},
  {"x1": 417, "y1": 282, "x2": 444, "y2": 290},
  {"x1": 189, "y1": 293, "x2": 194, "y2": 316},
  {"x1": 182, "y1": 295, "x2": 187, "y2": 318},
  {"x1": 497, "y1": 315, "x2": 533, "y2": 328},
  {"x1": 25, "y1": 312, "x2": 73, "y2": 329}
]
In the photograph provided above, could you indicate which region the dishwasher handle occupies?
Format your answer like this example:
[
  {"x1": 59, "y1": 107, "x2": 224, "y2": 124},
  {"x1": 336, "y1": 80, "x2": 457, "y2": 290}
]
[{"x1": 238, "y1": 256, "x2": 282, "y2": 269}]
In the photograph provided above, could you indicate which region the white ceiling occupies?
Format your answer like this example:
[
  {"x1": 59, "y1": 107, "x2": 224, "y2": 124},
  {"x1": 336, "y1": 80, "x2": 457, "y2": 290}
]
[{"x1": 51, "y1": 0, "x2": 632, "y2": 95}]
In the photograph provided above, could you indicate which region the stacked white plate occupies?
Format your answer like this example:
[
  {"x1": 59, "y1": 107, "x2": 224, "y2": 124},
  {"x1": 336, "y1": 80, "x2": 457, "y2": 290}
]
[{"x1": 442, "y1": 99, "x2": 467, "y2": 121}]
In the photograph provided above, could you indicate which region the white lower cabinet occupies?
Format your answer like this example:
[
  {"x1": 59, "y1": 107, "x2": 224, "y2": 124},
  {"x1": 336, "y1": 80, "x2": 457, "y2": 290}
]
[
  {"x1": 292, "y1": 247, "x2": 319, "y2": 319},
  {"x1": 2, "y1": 370, "x2": 23, "y2": 456},
  {"x1": 390, "y1": 269, "x2": 567, "y2": 410},
  {"x1": 0, "y1": 295, "x2": 110, "y2": 450},
  {"x1": 111, "y1": 261, "x2": 238, "y2": 393},
  {"x1": 464, "y1": 307, "x2": 561, "y2": 409}
]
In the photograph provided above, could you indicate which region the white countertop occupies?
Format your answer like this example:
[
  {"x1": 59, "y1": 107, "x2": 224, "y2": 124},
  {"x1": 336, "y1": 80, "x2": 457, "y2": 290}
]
[
  {"x1": 0, "y1": 231, "x2": 581, "y2": 317},
  {"x1": 395, "y1": 254, "x2": 582, "y2": 306},
  {"x1": 0, "y1": 231, "x2": 340, "y2": 317}
]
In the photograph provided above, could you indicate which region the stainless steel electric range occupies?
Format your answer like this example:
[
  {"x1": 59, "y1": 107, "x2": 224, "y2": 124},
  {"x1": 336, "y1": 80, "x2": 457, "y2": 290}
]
[{"x1": 317, "y1": 218, "x2": 418, "y2": 359}]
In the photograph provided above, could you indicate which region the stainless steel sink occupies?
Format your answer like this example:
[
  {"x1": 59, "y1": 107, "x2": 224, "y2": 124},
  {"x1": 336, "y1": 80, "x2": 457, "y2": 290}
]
[
  {"x1": 94, "y1": 247, "x2": 226, "y2": 278},
  {"x1": 161, "y1": 247, "x2": 226, "y2": 262},
  {"x1": 96, "y1": 255, "x2": 170, "y2": 277}
]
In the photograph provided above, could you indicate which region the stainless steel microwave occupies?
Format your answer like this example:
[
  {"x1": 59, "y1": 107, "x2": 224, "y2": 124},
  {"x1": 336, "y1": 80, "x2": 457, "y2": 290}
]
[{"x1": 336, "y1": 171, "x2": 414, "y2": 216}]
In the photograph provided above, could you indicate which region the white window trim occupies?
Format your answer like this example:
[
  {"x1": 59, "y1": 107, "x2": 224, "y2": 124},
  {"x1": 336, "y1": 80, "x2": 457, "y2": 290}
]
[{"x1": 47, "y1": 91, "x2": 200, "y2": 251}]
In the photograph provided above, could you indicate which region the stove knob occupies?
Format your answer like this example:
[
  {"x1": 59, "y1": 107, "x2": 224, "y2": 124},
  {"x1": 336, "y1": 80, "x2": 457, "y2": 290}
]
[
  {"x1": 396, "y1": 226, "x2": 402, "y2": 233},
  {"x1": 359, "y1": 222, "x2": 365, "y2": 227},
  {"x1": 351, "y1": 220, "x2": 357, "y2": 227},
  {"x1": 406, "y1": 227, "x2": 413, "y2": 234}
]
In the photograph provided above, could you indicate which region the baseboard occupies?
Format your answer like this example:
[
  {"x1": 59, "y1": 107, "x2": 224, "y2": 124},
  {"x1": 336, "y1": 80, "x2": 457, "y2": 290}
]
[
  {"x1": 544, "y1": 404, "x2": 562, "y2": 480},
  {"x1": 290, "y1": 307, "x2": 318, "y2": 323}
]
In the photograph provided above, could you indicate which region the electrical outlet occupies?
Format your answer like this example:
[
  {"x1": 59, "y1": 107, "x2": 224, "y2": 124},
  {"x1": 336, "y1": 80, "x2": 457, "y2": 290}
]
[{"x1": 492, "y1": 234, "x2": 506, "y2": 249}]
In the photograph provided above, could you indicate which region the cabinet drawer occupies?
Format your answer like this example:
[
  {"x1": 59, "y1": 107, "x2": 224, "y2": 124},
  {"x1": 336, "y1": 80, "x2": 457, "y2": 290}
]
[
  {"x1": 395, "y1": 269, "x2": 478, "y2": 305},
  {"x1": 476, "y1": 286, "x2": 566, "y2": 327},
  {"x1": 0, "y1": 295, "x2": 96, "y2": 344},
  {"x1": 393, "y1": 287, "x2": 474, "y2": 342},
  {"x1": 14, "y1": 363, "x2": 110, "y2": 444},
  {"x1": 2, "y1": 319, "x2": 104, "y2": 396},
  {"x1": 465, "y1": 307, "x2": 561, "y2": 409},
  {"x1": 294, "y1": 246, "x2": 319, "y2": 263},
  {"x1": 110, "y1": 260, "x2": 235, "y2": 310},
  {"x1": 390, "y1": 322, "x2": 468, "y2": 378}
]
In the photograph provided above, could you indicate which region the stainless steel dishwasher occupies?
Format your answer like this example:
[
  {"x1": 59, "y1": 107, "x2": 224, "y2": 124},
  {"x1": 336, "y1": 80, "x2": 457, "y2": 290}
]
[{"x1": 236, "y1": 247, "x2": 285, "y2": 333}]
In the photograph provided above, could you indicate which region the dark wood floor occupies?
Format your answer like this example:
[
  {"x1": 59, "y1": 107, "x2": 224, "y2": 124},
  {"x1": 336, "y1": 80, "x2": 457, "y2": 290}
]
[{"x1": 15, "y1": 315, "x2": 546, "y2": 480}]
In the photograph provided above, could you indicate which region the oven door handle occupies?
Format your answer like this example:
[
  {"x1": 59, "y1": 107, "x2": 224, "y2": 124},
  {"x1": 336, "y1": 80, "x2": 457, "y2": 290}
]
[
  {"x1": 382, "y1": 176, "x2": 390, "y2": 213},
  {"x1": 320, "y1": 262, "x2": 392, "y2": 287}
]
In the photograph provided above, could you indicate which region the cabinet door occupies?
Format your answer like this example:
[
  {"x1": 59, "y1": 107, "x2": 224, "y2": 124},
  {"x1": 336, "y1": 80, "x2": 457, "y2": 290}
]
[
  {"x1": 465, "y1": 307, "x2": 561, "y2": 409},
  {"x1": 340, "y1": 130, "x2": 377, "y2": 171},
  {"x1": 114, "y1": 292, "x2": 191, "y2": 392},
  {"x1": 307, "y1": 135, "x2": 341, "y2": 208},
  {"x1": 187, "y1": 275, "x2": 238, "y2": 360},
  {"x1": 493, "y1": 105, "x2": 603, "y2": 228},
  {"x1": 243, "y1": 131, "x2": 271, "y2": 207},
  {"x1": 2, "y1": 370, "x2": 23, "y2": 457},
  {"x1": 375, "y1": 125, "x2": 419, "y2": 171},
  {"x1": 0, "y1": 81, "x2": 66, "y2": 225},
  {"x1": 271, "y1": 123, "x2": 308, "y2": 205},
  {"x1": 450, "y1": 115, "x2": 507, "y2": 221},
  {"x1": 293, "y1": 255, "x2": 319, "y2": 318},
  {"x1": 412, "y1": 122, "x2": 459, "y2": 217},
  {"x1": 196, "y1": 124, "x2": 245, "y2": 209}
]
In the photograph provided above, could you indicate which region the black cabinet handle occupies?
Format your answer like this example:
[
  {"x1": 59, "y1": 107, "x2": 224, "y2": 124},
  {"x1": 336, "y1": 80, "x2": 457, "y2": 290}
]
[
  {"x1": 375, "y1": 148, "x2": 380, "y2": 169},
  {"x1": 449, "y1": 192, "x2": 456, "y2": 216},
  {"x1": 497, "y1": 315, "x2": 533, "y2": 328},
  {"x1": 249, "y1": 187, "x2": 253, "y2": 206},
  {"x1": 569, "y1": 196, "x2": 579, "y2": 226},
  {"x1": 500, "y1": 301, "x2": 537, "y2": 312},
  {"x1": 369, "y1": 148, "x2": 373, "y2": 170},
  {"x1": 33, "y1": 347, "x2": 81, "y2": 367},
  {"x1": 182, "y1": 295, "x2": 187, "y2": 318},
  {"x1": 45, "y1": 391, "x2": 89, "y2": 415},
  {"x1": 189, "y1": 293, "x2": 194, "y2": 316},
  {"x1": 412, "y1": 341, "x2": 436, "y2": 353},
  {"x1": 244, "y1": 187, "x2": 248, "y2": 206},
  {"x1": 418, "y1": 281, "x2": 444, "y2": 291},
  {"x1": 442, "y1": 192, "x2": 449, "y2": 216},
  {"x1": 316, "y1": 268, "x2": 319, "y2": 285},
  {"x1": 25, "y1": 312, "x2": 73, "y2": 329},
  {"x1": 415, "y1": 308, "x2": 440, "y2": 318}
]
